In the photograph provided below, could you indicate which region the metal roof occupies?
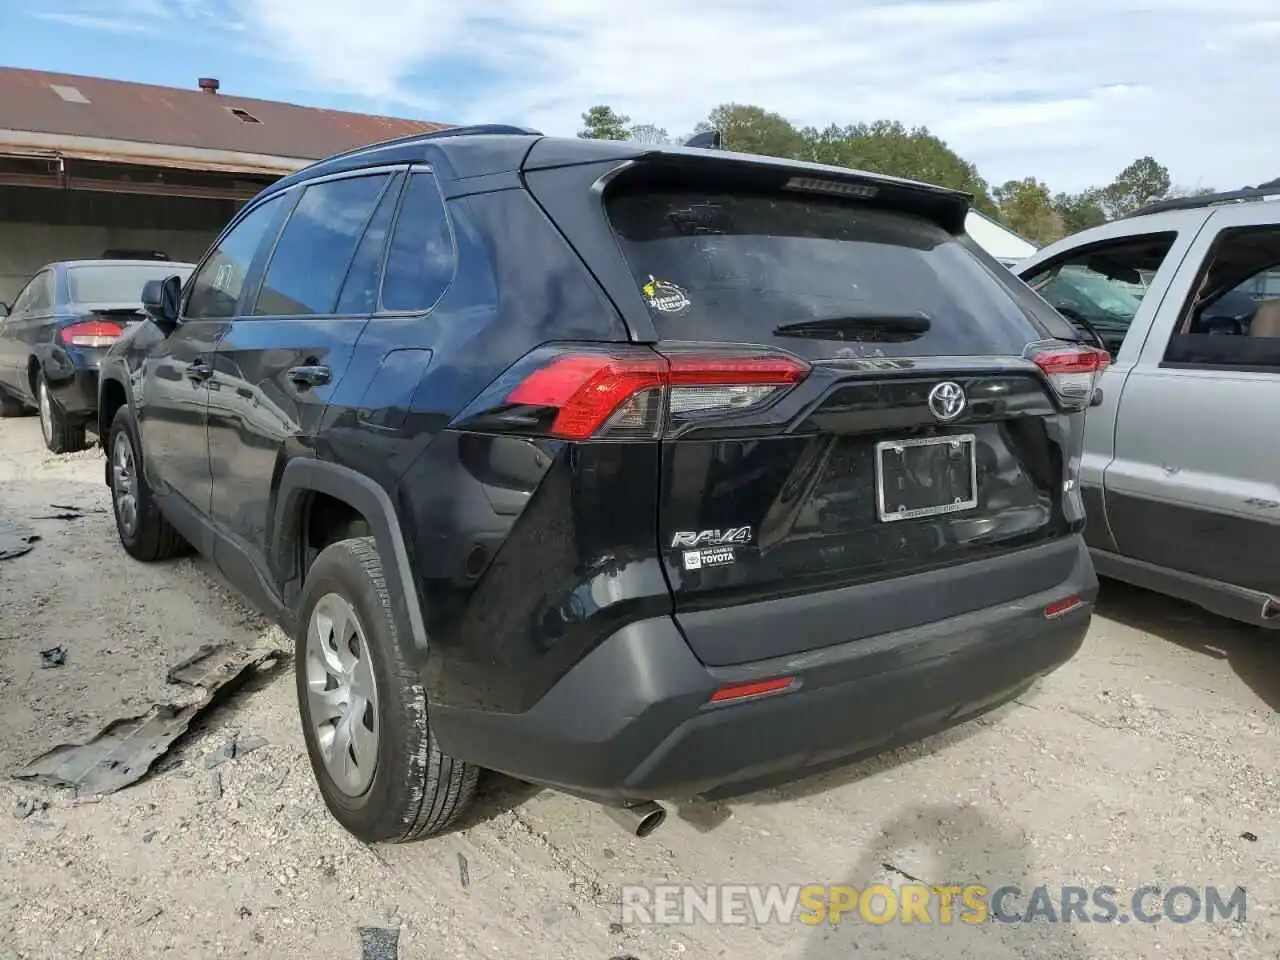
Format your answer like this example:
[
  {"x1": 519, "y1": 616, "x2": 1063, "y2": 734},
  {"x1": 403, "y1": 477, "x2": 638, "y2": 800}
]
[{"x1": 0, "y1": 68, "x2": 449, "y2": 172}]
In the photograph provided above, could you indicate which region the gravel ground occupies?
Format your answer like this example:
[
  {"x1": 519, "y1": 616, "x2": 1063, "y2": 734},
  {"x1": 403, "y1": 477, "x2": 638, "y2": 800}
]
[{"x1": 0, "y1": 415, "x2": 1277, "y2": 960}]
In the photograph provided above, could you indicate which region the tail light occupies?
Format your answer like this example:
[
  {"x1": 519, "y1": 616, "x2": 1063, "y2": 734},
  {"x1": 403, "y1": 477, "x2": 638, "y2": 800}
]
[
  {"x1": 59, "y1": 320, "x2": 123, "y2": 348},
  {"x1": 1029, "y1": 344, "x2": 1109, "y2": 409},
  {"x1": 476, "y1": 346, "x2": 810, "y2": 441}
]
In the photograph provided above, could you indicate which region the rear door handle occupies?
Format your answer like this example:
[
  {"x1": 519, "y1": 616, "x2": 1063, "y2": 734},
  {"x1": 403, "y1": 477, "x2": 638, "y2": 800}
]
[
  {"x1": 185, "y1": 359, "x2": 212, "y2": 382},
  {"x1": 288, "y1": 364, "x2": 331, "y2": 387}
]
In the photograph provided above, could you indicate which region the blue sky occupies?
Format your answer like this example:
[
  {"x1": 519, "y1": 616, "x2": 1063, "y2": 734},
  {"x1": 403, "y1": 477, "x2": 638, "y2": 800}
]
[{"x1": 6, "y1": 0, "x2": 1280, "y2": 194}]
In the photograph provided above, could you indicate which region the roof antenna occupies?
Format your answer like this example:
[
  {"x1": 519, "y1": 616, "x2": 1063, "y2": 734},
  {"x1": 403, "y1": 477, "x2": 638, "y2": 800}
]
[{"x1": 683, "y1": 130, "x2": 722, "y2": 150}]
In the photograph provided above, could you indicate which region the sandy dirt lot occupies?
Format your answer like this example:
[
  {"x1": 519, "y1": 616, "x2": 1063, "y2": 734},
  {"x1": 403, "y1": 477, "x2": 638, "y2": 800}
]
[{"x1": 0, "y1": 416, "x2": 1277, "y2": 960}]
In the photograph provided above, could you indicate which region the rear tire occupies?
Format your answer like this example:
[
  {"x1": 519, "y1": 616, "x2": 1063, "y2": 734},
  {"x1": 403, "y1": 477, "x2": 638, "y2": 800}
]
[
  {"x1": 37, "y1": 374, "x2": 87, "y2": 454},
  {"x1": 0, "y1": 390, "x2": 28, "y2": 418},
  {"x1": 296, "y1": 536, "x2": 479, "y2": 842},
  {"x1": 108, "y1": 408, "x2": 189, "y2": 562}
]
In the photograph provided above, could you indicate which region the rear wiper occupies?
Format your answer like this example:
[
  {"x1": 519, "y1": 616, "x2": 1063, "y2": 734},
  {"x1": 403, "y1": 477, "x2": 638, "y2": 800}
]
[{"x1": 773, "y1": 313, "x2": 931, "y2": 342}]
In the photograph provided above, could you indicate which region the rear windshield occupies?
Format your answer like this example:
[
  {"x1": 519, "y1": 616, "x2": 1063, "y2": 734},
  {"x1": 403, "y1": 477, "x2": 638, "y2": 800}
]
[
  {"x1": 67, "y1": 264, "x2": 192, "y2": 305},
  {"x1": 606, "y1": 189, "x2": 1056, "y2": 359}
]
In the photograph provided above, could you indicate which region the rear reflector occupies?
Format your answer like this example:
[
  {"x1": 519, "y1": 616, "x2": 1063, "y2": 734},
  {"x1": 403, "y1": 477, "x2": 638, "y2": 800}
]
[
  {"x1": 1031, "y1": 345, "x2": 1109, "y2": 408},
  {"x1": 504, "y1": 349, "x2": 810, "y2": 441},
  {"x1": 1044, "y1": 595, "x2": 1084, "y2": 618},
  {"x1": 709, "y1": 676, "x2": 795, "y2": 703},
  {"x1": 59, "y1": 320, "x2": 123, "y2": 348}
]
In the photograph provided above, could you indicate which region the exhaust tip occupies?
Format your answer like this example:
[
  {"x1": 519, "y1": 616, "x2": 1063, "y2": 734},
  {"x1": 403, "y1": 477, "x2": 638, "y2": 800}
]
[
  {"x1": 634, "y1": 804, "x2": 666, "y2": 838},
  {"x1": 602, "y1": 801, "x2": 667, "y2": 838}
]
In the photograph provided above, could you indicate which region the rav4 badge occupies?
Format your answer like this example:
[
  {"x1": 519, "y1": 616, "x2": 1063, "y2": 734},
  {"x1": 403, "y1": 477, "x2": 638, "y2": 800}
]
[{"x1": 670, "y1": 527, "x2": 753, "y2": 549}]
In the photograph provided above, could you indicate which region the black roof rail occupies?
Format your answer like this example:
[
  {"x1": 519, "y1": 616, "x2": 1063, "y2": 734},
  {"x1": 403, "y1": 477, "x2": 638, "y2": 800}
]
[
  {"x1": 1124, "y1": 178, "x2": 1280, "y2": 218},
  {"x1": 315, "y1": 123, "x2": 544, "y2": 165}
]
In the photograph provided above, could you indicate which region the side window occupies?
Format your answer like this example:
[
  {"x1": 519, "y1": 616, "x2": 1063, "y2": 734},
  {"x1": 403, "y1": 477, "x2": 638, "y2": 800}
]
[
  {"x1": 8, "y1": 276, "x2": 39, "y2": 316},
  {"x1": 185, "y1": 195, "x2": 285, "y2": 320},
  {"x1": 1164, "y1": 225, "x2": 1280, "y2": 370},
  {"x1": 380, "y1": 172, "x2": 455, "y2": 313},
  {"x1": 1022, "y1": 232, "x2": 1176, "y2": 358},
  {"x1": 254, "y1": 174, "x2": 390, "y2": 317},
  {"x1": 334, "y1": 174, "x2": 403, "y2": 316},
  {"x1": 25, "y1": 271, "x2": 54, "y2": 314}
]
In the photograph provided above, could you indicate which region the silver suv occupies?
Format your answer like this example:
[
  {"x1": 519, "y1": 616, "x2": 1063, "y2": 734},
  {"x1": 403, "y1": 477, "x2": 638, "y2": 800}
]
[{"x1": 1014, "y1": 183, "x2": 1280, "y2": 630}]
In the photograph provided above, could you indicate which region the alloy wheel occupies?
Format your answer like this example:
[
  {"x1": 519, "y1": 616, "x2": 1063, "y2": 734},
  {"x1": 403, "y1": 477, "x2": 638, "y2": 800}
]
[
  {"x1": 305, "y1": 593, "x2": 380, "y2": 796},
  {"x1": 111, "y1": 431, "x2": 138, "y2": 539},
  {"x1": 37, "y1": 379, "x2": 53, "y2": 447}
]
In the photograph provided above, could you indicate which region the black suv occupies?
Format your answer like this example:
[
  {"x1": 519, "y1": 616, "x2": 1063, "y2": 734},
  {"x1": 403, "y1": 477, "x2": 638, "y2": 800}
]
[{"x1": 99, "y1": 125, "x2": 1103, "y2": 843}]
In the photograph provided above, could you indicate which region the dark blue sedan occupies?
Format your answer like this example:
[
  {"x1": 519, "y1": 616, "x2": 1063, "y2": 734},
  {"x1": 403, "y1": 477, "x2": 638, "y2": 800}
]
[{"x1": 0, "y1": 259, "x2": 194, "y2": 452}]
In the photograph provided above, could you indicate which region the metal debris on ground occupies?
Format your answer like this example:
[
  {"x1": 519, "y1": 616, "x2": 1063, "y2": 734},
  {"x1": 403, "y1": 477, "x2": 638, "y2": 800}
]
[
  {"x1": 358, "y1": 925, "x2": 400, "y2": 960},
  {"x1": 204, "y1": 733, "x2": 270, "y2": 769},
  {"x1": 0, "y1": 520, "x2": 39, "y2": 562},
  {"x1": 203, "y1": 741, "x2": 236, "y2": 769},
  {"x1": 1241, "y1": 831, "x2": 1258, "y2": 842},
  {"x1": 13, "y1": 645, "x2": 285, "y2": 798},
  {"x1": 167, "y1": 642, "x2": 276, "y2": 688},
  {"x1": 457, "y1": 852, "x2": 470, "y2": 888},
  {"x1": 12, "y1": 796, "x2": 48, "y2": 820},
  {"x1": 39, "y1": 646, "x2": 66, "y2": 668},
  {"x1": 209, "y1": 770, "x2": 223, "y2": 800}
]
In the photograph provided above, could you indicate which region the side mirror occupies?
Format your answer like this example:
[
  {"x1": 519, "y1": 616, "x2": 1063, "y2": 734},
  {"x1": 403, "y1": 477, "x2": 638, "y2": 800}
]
[{"x1": 142, "y1": 275, "x2": 182, "y2": 331}]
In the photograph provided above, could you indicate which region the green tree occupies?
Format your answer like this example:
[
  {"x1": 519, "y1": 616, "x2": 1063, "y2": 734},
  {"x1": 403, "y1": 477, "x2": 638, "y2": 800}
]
[
  {"x1": 993, "y1": 178, "x2": 1064, "y2": 244},
  {"x1": 1053, "y1": 189, "x2": 1108, "y2": 235},
  {"x1": 696, "y1": 103, "x2": 806, "y2": 159},
  {"x1": 1101, "y1": 156, "x2": 1171, "y2": 218},
  {"x1": 578, "y1": 105, "x2": 631, "y2": 141},
  {"x1": 627, "y1": 123, "x2": 672, "y2": 145},
  {"x1": 1166, "y1": 184, "x2": 1216, "y2": 199},
  {"x1": 800, "y1": 120, "x2": 998, "y2": 216}
]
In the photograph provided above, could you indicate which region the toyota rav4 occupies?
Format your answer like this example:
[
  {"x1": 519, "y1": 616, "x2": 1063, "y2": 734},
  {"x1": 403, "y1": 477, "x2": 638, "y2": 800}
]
[{"x1": 98, "y1": 126, "x2": 1102, "y2": 843}]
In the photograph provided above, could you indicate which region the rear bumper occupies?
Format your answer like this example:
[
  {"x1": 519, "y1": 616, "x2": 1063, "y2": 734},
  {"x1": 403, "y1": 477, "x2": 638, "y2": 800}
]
[
  {"x1": 431, "y1": 536, "x2": 1097, "y2": 803},
  {"x1": 47, "y1": 369, "x2": 98, "y2": 418},
  {"x1": 42, "y1": 349, "x2": 99, "y2": 419}
]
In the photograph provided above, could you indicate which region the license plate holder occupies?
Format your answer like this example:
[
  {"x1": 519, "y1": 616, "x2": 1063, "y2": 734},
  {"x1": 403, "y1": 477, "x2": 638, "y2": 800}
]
[{"x1": 875, "y1": 434, "x2": 978, "y2": 522}]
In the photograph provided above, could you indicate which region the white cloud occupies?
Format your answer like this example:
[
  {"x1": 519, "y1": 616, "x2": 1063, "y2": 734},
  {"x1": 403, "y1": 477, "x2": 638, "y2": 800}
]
[{"x1": 35, "y1": 0, "x2": 1280, "y2": 192}]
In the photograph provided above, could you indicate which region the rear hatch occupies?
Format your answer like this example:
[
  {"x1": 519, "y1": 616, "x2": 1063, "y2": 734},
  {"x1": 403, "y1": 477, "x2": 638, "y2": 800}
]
[
  {"x1": 598, "y1": 166, "x2": 1099, "y2": 663},
  {"x1": 511, "y1": 151, "x2": 1102, "y2": 666}
]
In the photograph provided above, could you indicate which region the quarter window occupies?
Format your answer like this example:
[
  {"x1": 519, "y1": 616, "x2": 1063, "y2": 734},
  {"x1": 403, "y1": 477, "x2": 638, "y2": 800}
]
[
  {"x1": 185, "y1": 195, "x2": 285, "y2": 320},
  {"x1": 255, "y1": 174, "x2": 391, "y2": 317}
]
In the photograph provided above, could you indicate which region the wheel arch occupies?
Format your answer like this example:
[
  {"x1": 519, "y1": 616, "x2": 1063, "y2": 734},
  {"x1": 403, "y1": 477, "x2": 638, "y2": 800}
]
[
  {"x1": 98, "y1": 375, "x2": 129, "y2": 446},
  {"x1": 273, "y1": 458, "x2": 429, "y2": 654}
]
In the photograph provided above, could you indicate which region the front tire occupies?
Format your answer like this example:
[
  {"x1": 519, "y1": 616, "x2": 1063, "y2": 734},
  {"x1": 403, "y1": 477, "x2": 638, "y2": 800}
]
[
  {"x1": 37, "y1": 373, "x2": 87, "y2": 453},
  {"x1": 296, "y1": 537, "x2": 478, "y2": 842},
  {"x1": 108, "y1": 408, "x2": 189, "y2": 561}
]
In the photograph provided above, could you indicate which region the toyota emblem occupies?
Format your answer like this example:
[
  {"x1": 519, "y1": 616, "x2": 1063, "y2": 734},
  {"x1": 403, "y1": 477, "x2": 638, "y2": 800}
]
[{"x1": 927, "y1": 381, "x2": 966, "y2": 421}]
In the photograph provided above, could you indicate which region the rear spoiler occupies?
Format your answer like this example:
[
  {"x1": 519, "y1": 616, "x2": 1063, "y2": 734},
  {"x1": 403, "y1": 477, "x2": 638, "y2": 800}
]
[
  {"x1": 523, "y1": 136, "x2": 972, "y2": 235},
  {"x1": 519, "y1": 135, "x2": 967, "y2": 235}
]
